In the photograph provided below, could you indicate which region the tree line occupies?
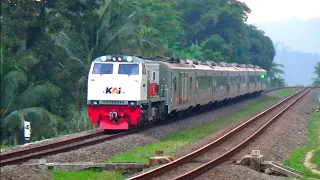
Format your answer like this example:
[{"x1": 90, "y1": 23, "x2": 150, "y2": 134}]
[
  {"x1": 313, "y1": 63, "x2": 320, "y2": 86},
  {"x1": 1, "y1": 0, "x2": 281, "y2": 146}
]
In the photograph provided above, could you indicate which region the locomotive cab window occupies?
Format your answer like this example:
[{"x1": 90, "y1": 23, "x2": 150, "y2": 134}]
[
  {"x1": 118, "y1": 64, "x2": 139, "y2": 75},
  {"x1": 92, "y1": 63, "x2": 113, "y2": 74}
]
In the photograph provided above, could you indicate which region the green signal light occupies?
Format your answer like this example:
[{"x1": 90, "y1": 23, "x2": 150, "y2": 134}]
[{"x1": 260, "y1": 74, "x2": 265, "y2": 79}]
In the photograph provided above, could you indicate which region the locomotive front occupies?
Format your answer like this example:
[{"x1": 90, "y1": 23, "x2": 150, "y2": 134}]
[{"x1": 87, "y1": 55, "x2": 146, "y2": 130}]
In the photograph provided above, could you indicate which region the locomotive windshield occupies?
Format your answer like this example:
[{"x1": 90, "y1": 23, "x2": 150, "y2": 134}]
[
  {"x1": 118, "y1": 64, "x2": 139, "y2": 75},
  {"x1": 92, "y1": 63, "x2": 113, "y2": 74}
]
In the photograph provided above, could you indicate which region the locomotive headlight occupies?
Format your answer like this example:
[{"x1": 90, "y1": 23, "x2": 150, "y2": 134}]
[
  {"x1": 117, "y1": 57, "x2": 122, "y2": 61},
  {"x1": 101, "y1": 56, "x2": 107, "y2": 62},
  {"x1": 92, "y1": 101, "x2": 98, "y2": 106},
  {"x1": 128, "y1": 101, "x2": 136, "y2": 106},
  {"x1": 112, "y1": 57, "x2": 117, "y2": 61},
  {"x1": 127, "y1": 56, "x2": 133, "y2": 62}
]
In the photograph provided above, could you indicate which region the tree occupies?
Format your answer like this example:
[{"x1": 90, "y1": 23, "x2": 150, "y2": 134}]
[
  {"x1": 1, "y1": 48, "x2": 61, "y2": 145},
  {"x1": 266, "y1": 62, "x2": 287, "y2": 88},
  {"x1": 268, "y1": 62, "x2": 285, "y2": 79},
  {"x1": 246, "y1": 25, "x2": 276, "y2": 71},
  {"x1": 312, "y1": 62, "x2": 320, "y2": 87},
  {"x1": 268, "y1": 76, "x2": 287, "y2": 88}
]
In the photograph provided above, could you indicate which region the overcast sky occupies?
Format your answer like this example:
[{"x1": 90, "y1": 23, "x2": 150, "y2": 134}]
[{"x1": 239, "y1": 0, "x2": 320, "y2": 23}]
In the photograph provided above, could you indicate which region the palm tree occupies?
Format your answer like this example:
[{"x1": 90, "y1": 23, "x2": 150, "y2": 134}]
[
  {"x1": 268, "y1": 62, "x2": 285, "y2": 78},
  {"x1": 267, "y1": 62, "x2": 286, "y2": 88},
  {"x1": 137, "y1": 25, "x2": 165, "y2": 57},
  {"x1": 53, "y1": 0, "x2": 164, "y2": 63},
  {"x1": 1, "y1": 48, "x2": 61, "y2": 145}
]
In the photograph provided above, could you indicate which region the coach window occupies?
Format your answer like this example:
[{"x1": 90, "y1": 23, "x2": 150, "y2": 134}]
[
  {"x1": 190, "y1": 77, "x2": 193, "y2": 90},
  {"x1": 173, "y1": 77, "x2": 177, "y2": 91},
  {"x1": 92, "y1": 63, "x2": 113, "y2": 74},
  {"x1": 153, "y1": 72, "x2": 156, "y2": 80},
  {"x1": 119, "y1": 64, "x2": 139, "y2": 75}
]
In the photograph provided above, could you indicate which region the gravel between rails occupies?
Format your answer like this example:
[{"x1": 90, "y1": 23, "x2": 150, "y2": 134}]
[
  {"x1": 0, "y1": 89, "x2": 298, "y2": 180},
  {"x1": 194, "y1": 88, "x2": 320, "y2": 180}
]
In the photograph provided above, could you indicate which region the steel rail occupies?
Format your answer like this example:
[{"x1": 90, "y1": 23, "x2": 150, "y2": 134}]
[
  {"x1": 0, "y1": 130, "x2": 133, "y2": 167},
  {"x1": 128, "y1": 88, "x2": 309, "y2": 180},
  {"x1": 174, "y1": 88, "x2": 311, "y2": 180},
  {"x1": 0, "y1": 130, "x2": 104, "y2": 160}
]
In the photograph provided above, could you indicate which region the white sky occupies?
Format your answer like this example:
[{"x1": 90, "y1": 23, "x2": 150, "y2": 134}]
[{"x1": 239, "y1": 0, "x2": 320, "y2": 23}]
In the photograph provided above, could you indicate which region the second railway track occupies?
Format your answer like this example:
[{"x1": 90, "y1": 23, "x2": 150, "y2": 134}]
[
  {"x1": 0, "y1": 130, "x2": 133, "y2": 167},
  {"x1": 128, "y1": 88, "x2": 311, "y2": 180}
]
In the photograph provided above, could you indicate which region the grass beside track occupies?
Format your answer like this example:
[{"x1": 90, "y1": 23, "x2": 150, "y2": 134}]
[
  {"x1": 283, "y1": 102, "x2": 320, "y2": 179},
  {"x1": 49, "y1": 89, "x2": 293, "y2": 180},
  {"x1": 311, "y1": 148, "x2": 320, "y2": 171},
  {"x1": 106, "y1": 89, "x2": 294, "y2": 163},
  {"x1": 312, "y1": 148, "x2": 320, "y2": 170},
  {"x1": 50, "y1": 170, "x2": 123, "y2": 180}
]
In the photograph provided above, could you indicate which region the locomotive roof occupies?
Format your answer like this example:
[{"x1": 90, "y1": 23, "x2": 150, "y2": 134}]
[
  {"x1": 143, "y1": 57, "x2": 265, "y2": 72},
  {"x1": 92, "y1": 55, "x2": 266, "y2": 72}
]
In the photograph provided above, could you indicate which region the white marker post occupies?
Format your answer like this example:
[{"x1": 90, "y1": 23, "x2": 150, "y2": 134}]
[
  {"x1": 24, "y1": 121, "x2": 31, "y2": 144},
  {"x1": 318, "y1": 96, "x2": 320, "y2": 111}
]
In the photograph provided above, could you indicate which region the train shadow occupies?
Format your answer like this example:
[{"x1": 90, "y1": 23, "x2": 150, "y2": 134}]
[{"x1": 103, "y1": 130, "x2": 126, "y2": 135}]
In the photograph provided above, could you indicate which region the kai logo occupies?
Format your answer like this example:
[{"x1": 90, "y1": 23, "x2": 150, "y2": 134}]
[{"x1": 106, "y1": 87, "x2": 122, "y2": 94}]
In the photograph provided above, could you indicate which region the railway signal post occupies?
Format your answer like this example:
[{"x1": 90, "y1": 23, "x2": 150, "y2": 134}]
[{"x1": 24, "y1": 121, "x2": 31, "y2": 144}]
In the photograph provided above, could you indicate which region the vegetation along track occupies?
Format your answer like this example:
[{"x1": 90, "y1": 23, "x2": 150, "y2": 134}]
[
  {"x1": 128, "y1": 88, "x2": 312, "y2": 180},
  {"x1": 0, "y1": 130, "x2": 133, "y2": 167},
  {"x1": 0, "y1": 87, "x2": 299, "y2": 167}
]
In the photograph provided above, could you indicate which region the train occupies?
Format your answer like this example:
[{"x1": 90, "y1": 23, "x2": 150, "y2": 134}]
[{"x1": 87, "y1": 55, "x2": 267, "y2": 130}]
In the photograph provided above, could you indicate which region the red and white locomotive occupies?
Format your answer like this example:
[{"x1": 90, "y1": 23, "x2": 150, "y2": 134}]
[{"x1": 87, "y1": 55, "x2": 267, "y2": 130}]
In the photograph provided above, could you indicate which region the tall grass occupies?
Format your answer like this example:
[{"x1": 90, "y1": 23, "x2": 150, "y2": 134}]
[
  {"x1": 57, "y1": 107, "x2": 96, "y2": 136},
  {"x1": 283, "y1": 102, "x2": 320, "y2": 178}
]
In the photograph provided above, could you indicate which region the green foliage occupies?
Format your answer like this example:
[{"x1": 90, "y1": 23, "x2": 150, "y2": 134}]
[
  {"x1": 50, "y1": 170, "x2": 123, "y2": 180},
  {"x1": 266, "y1": 62, "x2": 287, "y2": 88},
  {"x1": 268, "y1": 76, "x2": 287, "y2": 88},
  {"x1": 246, "y1": 25, "x2": 276, "y2": 69},
  {"x1": 58, "y1": 108, "x2": 95, "y2": 135},
  {"x1": 1, "y1": 50, "x2": 61, "y2": 145},
  {"x1": 172, "y1": 43, "x2": 204, "y2": 60},
  {"x1": 312, "y1": 148, "x2": 320, "y2": 169},
  {"x1": 312, "y1": 62, "x2": 320, "y2": 86}
]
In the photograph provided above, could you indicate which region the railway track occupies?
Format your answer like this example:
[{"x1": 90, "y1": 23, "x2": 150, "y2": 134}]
[
  {"x1": 0, "y1": 130, "x2": 134, "y2": 167},
  {"x1": 0, "y1": 87, "x2": 298, "y2": 167},
  {"x1": 128, "y1": 88, "x2": 311, "y2": 180}
]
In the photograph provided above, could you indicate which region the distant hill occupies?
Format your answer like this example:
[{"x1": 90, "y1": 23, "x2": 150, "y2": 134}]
[
  {"x1": 252, "y1": 18, "x2": 320, "y2": 86},
  {"x1": 255, "y1": 18, "x2": 320, "y2": 54},
  {"x1": 273, "y1": 45, "x2": 319, "y2": 86}
]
